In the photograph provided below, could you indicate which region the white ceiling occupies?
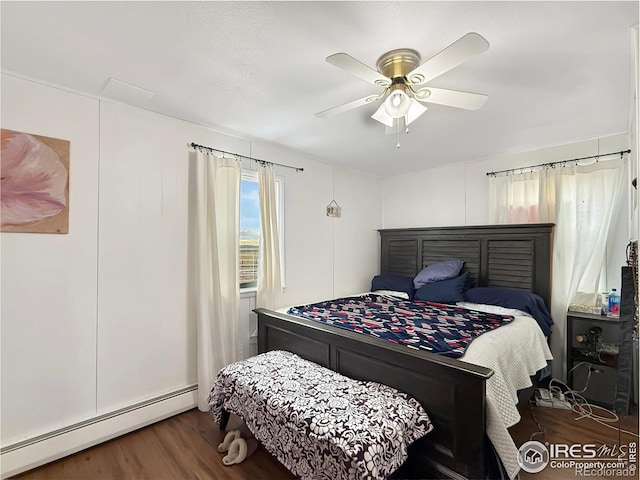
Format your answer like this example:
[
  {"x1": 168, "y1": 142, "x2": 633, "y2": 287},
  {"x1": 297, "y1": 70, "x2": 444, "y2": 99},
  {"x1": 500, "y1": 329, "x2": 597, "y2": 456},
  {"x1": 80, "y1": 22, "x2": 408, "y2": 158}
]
[{"x1": 1, "y1": 1, "x2": 638, "y2": 177}]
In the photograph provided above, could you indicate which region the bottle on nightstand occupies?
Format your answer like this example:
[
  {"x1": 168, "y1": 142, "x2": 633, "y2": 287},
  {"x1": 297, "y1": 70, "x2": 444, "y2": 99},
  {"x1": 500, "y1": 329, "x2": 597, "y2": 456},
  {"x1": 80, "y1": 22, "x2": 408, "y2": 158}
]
[
  {"x1": 601, "y1": 292, "x2": 610, "y2": 315},
  {"x1": 608, "y1": 288, "x2": 620, "y2": 318}
]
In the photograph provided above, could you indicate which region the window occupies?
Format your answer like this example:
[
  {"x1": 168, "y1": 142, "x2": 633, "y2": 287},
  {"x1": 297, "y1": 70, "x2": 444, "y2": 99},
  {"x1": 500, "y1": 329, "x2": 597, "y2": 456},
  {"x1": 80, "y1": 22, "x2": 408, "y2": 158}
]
[{"x1": 239, "y1": 172, "x2": 284, "y2": 290}]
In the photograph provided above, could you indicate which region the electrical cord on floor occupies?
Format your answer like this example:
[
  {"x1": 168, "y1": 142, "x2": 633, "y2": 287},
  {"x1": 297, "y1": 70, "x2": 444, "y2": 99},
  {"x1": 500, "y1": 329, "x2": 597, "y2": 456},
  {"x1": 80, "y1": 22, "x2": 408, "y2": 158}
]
[
  {"x1": 525, "y1": 364, "x2": 590, "y2": 440},
  {"x1": 527, "y1": 401, "x2": 547, "y2": 441},
  {"x1": 548, "y1": 376, "x2": 639, "y2": 439},
  {"x1": 531, "y1": 362, "x2": 639, "y2": 440}
]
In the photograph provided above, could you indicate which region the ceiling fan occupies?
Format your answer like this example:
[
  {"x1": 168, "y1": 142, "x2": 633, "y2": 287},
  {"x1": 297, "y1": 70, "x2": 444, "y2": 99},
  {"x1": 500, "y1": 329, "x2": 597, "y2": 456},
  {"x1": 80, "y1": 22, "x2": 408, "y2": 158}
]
[{"x1": 316, "y1": 33, "x2": 490, "y2": 135}]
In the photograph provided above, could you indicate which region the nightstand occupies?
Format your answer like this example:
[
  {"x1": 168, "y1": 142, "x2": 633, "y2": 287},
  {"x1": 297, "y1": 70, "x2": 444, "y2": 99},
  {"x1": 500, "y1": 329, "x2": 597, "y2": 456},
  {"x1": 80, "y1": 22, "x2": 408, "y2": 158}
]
[{"x1": 566, "y1": 311, "x2": 631, "y2": 412}]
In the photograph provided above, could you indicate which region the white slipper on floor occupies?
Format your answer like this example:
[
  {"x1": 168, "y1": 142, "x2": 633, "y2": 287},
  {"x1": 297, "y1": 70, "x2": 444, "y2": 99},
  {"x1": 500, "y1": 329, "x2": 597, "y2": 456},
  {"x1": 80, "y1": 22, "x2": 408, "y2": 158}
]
[
  {"x1": 222, "y1": 437, "x2": 247, "y2": 466},
  {"x1": 217, "y1": 430, "x2": 241, "y2": 453}
]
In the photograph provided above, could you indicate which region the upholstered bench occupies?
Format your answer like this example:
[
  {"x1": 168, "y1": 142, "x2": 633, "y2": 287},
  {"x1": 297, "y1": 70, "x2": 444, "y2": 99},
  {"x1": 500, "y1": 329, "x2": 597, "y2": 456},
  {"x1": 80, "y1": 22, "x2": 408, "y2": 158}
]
[{"x1": 208, "y1": 350, "x2": 433, "y2": 480}]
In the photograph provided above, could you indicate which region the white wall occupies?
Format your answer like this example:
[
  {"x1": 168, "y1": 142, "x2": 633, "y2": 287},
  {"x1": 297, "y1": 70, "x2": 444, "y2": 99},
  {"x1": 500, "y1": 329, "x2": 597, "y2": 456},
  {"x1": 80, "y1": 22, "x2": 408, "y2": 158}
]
[
  {"x1": 332, "y1": 167, "x2": 382, "y2": 298},
  {"x1": 96, "y1": 102, "x2": 197, "y2": 413},
  {"x1": 0, "y1": 73, "x2": 383, "y2": 474},
  {"x1": 1, "y1": 75, "x2": 100, "y2": 446},
  {"x1": 383, "y1": 162, "x2": 467, "y2": 227}
]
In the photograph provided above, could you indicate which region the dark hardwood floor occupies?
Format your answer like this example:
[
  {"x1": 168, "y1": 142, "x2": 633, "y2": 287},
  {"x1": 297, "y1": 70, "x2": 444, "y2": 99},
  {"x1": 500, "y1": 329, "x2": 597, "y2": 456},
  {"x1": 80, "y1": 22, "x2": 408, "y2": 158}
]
[
  {"x1": 509, "y1": 401, "x2": 639, "y2": 480},
  {"x1": 13, "y1": 402, "x2": 639, "y2": 480},
  {"x1": 13, "y1": 409, "x2": 295, "y2": 480}
]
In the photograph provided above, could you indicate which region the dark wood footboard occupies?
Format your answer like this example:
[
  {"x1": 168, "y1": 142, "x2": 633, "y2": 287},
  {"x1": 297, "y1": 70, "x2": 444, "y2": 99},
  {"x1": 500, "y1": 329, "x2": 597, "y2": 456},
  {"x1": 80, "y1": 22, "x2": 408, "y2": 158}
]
[{"x1": 256, "y1": 308, "x2": 493, "y2": 480}]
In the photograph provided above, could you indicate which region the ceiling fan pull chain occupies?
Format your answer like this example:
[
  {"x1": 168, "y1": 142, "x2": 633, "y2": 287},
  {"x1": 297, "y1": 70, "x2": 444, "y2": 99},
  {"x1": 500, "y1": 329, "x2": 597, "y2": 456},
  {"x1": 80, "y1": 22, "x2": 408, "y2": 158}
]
[{"x1": 397, "y1": 122, "x2": 401, "y2": 148}]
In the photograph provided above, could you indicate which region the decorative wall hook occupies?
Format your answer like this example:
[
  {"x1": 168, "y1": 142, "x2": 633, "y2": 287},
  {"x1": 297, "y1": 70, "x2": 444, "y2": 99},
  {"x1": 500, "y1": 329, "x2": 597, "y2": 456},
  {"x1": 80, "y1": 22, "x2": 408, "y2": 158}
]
[{"x1": 326, "y1": 199, "x2": 342, "y2": 218}]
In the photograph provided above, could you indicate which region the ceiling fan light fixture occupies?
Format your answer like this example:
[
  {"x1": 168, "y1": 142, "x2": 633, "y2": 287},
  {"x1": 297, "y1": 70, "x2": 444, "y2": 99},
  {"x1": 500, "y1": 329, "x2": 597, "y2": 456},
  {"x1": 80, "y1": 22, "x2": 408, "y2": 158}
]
[
  {"x1": 405, "y1": 99, "x2": 428, "y2": 125},
  {"x1": 371, "y1": 103, "x2": 395, "y2": 127},
  {"x1": 373, "y1": 89, "x2": 428, "y2": 129},
  {"x1": 383, "y1": 86, "x2": 411, "y2": 118}
]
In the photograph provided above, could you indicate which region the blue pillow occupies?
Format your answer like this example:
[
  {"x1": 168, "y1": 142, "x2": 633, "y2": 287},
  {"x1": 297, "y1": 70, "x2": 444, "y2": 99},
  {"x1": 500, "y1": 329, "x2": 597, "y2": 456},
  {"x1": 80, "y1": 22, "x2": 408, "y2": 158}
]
[
  {"x1": 464, "y1": 287, "x2": 553, "y2": 336},
  {"x1": 414, "y1": 272, "x2": 470, "y2": 303},
  {"x1": 414, "y1": 259, "x2": 464, "y2": 289},
  {"x1": 371, "y1": 274, "x2": 415, "y2": 298}
]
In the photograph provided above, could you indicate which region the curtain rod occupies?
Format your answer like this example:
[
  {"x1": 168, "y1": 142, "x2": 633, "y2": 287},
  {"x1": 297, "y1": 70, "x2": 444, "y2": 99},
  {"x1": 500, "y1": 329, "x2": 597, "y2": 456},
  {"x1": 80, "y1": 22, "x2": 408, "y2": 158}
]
[
  {"x1": 189, "y1": 142, "x2": 304, "y2": 172},
  {"x1": 486, "y1": 149, "x2": 631, "y2": 177}
]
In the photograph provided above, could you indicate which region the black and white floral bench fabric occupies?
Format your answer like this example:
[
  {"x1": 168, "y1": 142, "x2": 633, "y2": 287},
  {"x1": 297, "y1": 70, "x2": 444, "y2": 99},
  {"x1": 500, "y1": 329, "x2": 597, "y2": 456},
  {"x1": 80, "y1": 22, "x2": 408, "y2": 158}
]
[{"x1": 208, "y1": 350, "x2": 433, "y2": 480}]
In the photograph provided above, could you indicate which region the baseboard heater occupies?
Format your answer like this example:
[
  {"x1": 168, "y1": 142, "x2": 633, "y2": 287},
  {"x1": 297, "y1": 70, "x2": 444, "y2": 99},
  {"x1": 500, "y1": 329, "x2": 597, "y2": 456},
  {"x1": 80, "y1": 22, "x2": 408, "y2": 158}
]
[{"x1": 1, "y1": 384, "x2": 198, "y2": 479}]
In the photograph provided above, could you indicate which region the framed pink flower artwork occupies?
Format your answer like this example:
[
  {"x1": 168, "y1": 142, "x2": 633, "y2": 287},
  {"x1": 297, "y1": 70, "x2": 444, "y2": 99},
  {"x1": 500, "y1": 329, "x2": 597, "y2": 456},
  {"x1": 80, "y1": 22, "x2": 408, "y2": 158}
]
[{"x1": 1, "y1": 129, "x2": 70, "y2": 234}]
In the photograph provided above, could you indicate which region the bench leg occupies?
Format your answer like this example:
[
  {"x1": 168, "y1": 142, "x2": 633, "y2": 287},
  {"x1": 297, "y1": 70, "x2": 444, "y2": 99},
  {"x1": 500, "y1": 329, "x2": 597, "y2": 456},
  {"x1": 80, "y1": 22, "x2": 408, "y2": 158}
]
[{"x1": 219, "y1": 409, "x2": 230, "y2": 431}]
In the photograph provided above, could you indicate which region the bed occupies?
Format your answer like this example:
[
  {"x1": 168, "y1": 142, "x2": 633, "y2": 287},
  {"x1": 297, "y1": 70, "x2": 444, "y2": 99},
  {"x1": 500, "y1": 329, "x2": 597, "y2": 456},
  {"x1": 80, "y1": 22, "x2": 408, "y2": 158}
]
[{"x1": 255, "y1": 223, "x2": 554, "y2": 480}]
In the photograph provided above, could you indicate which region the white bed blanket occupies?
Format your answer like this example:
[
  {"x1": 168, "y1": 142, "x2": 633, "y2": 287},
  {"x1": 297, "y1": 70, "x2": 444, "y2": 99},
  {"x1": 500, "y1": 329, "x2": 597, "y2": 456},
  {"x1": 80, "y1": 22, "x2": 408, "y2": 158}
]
[{"x1": 461, "y1": 314, "x2": 553, "y2": 479}]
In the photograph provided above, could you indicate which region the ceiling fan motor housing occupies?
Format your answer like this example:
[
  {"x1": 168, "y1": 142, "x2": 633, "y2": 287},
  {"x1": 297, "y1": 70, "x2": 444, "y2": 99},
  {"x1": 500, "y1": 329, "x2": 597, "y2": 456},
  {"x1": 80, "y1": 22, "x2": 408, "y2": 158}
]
[{"x1": 376, "y1": 49, "x2": 421, "y2": 80}]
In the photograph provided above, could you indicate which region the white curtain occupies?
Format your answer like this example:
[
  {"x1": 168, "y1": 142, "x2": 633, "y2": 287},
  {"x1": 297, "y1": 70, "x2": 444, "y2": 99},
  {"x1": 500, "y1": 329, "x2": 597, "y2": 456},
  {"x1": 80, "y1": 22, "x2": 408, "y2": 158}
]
[
  {"x1": 256, "y1": 163, "x2": 282, "y2": 310},
  {"x1": 489, "y1": 160, "x2": 625, "y2": 380},
  {"x1": 193, "y1": 150, "x2": 248, "y2": 411},
  {"x1": 490, "y1": 171, "x2": 534, "y2": 223}
]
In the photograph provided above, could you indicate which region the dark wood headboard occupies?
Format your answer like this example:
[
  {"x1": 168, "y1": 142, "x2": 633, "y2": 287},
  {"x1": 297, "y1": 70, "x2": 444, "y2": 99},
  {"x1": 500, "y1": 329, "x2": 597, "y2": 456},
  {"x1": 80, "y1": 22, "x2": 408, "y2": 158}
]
[{"x1": 379, "y1": 224, "x2": 554, "y2": 307}]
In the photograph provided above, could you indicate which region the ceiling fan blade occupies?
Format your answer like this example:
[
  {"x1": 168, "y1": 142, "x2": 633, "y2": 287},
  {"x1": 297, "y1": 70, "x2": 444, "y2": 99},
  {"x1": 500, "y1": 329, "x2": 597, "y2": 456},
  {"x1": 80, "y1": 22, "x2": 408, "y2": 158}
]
[
  {"x1": 407, "y1": 33, "x2": 489, "y2": 85},
  {"x1": 417, "y1": 87, "x2": 488, "y2": 110},
  {"x1": 326, "y1": 53, "x2": 391, "y2": 87},
  {"x1": 316, "y1": 94, "x2": 381, "y2": 118}
]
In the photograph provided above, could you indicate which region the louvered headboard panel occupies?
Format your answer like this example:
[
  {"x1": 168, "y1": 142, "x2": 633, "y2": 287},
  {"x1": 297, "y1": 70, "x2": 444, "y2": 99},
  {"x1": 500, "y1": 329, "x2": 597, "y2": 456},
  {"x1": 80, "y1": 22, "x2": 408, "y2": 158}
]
[
  {"x1": 385, "y1": 239, "x2": 420, "y2": 277},
  {"x1": 380, "y1": 224, "x2": 554, "y2": 307},
  {"x1": 487, "y1": 239, "x2": 535, "y2": 290}
]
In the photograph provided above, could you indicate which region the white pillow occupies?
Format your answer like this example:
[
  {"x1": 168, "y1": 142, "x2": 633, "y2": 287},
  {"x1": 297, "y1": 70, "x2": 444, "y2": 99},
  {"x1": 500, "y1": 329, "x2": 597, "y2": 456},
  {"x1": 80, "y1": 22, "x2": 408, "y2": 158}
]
[
  {"x1": 456, "y1": 301, "x2": 532, "y2": 318},
  {"x1": 372, "y1": 290, "x2": 410, "y2": 300}
]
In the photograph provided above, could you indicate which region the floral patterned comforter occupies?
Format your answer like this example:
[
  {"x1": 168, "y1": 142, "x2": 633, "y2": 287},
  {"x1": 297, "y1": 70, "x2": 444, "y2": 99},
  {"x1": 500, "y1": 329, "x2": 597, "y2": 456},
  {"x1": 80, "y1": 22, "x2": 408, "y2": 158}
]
[{"x1": 208, "y1": 350, "x2": 433, "y2": 480}]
